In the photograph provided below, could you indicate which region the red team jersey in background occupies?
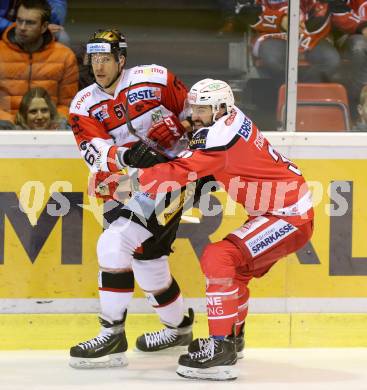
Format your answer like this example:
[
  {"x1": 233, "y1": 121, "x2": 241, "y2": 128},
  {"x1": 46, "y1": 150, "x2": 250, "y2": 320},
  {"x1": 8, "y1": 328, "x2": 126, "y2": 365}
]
[{"x1": 251, "y1": 0, "x2": 367, "y2": 54}]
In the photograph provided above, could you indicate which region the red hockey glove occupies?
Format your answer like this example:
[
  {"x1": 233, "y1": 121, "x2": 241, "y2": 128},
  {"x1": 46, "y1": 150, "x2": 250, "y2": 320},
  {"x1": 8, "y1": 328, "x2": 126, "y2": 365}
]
[
  {"x1": 147, "y1": 115, "x2": 186, "y2": 149},
  {"x1": 88, "y1": 171, "x2": 130, "y2": 202}
]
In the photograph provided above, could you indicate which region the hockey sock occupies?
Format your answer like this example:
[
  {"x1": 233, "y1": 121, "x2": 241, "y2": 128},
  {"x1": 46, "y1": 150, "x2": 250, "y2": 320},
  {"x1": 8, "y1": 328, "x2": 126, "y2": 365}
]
[
  {"x1": 145, "y1": 278, "x2": 185, "y2": 328},
  {"x1": 236, "y1": 283, "x2": 249, "y2": 335},
  {"x1": 98, "y1": 270, "x2": 134, "y2": 322},
  {"x1": 212, "y1": 335, "x2": 225, "y2": 340},
  {"x1": 206, "y1": 278, "x2": 239, "y2": 336}
]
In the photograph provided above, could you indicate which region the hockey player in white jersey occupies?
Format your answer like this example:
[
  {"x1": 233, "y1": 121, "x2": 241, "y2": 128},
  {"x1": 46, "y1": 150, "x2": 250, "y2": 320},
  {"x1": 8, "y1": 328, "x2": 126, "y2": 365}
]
[{"x1": 68, "y1": 29, "x2": 194, "y2": 368}]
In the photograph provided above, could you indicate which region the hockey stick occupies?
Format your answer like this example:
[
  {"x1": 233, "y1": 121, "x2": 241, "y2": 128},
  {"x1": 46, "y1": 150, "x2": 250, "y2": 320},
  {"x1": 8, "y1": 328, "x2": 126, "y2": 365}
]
[{"x1": 120, "y1": 83, "x2": 199, "y2": 226}]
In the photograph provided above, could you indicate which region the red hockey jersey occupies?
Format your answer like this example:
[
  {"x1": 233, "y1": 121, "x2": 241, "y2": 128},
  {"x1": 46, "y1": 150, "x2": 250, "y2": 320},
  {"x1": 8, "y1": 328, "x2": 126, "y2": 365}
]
[
  {"x1": 139, "y1": 107, "x2": 313, "y2": 226},
  {"x1": 252, "y1": 0, "x2": 365, "y2": 53},
  {"x1": 348, "y1": 0, "x2": 367, "y2": 20}
]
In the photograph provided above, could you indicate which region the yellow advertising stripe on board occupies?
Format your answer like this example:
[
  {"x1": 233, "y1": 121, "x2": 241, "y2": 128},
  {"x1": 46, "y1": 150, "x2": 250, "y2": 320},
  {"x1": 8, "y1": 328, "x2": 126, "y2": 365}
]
[
  {"x1": 1, "y1": 313, "x2": 367, "y2": 350},
  {"x1": 1, "y1": 158, "x2": 367, "y2": 301}
]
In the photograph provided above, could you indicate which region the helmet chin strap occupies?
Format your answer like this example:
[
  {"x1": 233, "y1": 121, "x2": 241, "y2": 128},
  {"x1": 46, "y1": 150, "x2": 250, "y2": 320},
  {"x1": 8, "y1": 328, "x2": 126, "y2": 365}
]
[
  {"x1": 212, "y1": 105, "x2": 221, "y2": 123},
  {"x1": 212, "y1": 104, "x2": 227, "y2": 123}
]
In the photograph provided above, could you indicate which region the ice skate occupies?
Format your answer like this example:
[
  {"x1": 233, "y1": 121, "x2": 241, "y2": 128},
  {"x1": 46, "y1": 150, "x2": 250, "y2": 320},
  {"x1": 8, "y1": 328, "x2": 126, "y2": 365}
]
[
  {"x1": 135, "y1": 308, "x2": 194, "y2": 352},
  {"x1": 177, "y1": 336, "x2": 238, "y2": 381},
  {"x1": 188, "y1": 323, "x2": 244, "y2": 359},
  {"x1": 69, "y1": 315, "x2": 128, "y2": 369}
]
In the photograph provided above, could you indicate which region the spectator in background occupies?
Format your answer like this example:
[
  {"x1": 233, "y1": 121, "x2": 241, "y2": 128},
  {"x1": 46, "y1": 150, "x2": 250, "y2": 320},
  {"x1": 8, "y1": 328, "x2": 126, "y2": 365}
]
[
  {"x1": 0, "y1": 120, "x2": 16, "y2": 129},
  {"x1": 0, "y1": 1, "x2": 19, "y2": 36},
  {"x1": 0, "y1": 0, "x2": 70, "y2": 44},
  {"x1": 47, "y1": 0, "x2": 70, "y2": 45},
  {"x1": 250, "y1": 1, "x2": 367, "y2": 83},
  {"x1": 0, "y1": 0, "x2": 78, "y2": 122},
  {"x1": 336, "y1": 0, "x2": 367, "y2": 118},
  {"x1": 15, "y1": 87, "x2": 67, "y2": 129},
  {"x1": 217, "y1": 0, "x2": 237, "y2": 34},
  {"x1": 217, "y1": 0, "x2": 256, "y2": 35},
  {"x1": 251, "y1": 1, "x2": 339, "y2": 83},
  {"x1": 352, "y1": 85, "x2": 367, "y2": 131}
]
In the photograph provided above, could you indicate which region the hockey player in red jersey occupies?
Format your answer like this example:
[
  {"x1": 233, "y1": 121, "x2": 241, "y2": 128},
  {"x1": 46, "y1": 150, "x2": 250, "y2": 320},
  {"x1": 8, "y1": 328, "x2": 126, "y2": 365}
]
[
  {"x1": 68, "y1": 29, "x2": 195, "y2": 368},
  {"x1": 334, "y1": 0, "x2": 367, "y2": 117},
  {"x1": 136, "y1": 79, "x2": 314, "y2": 380},
  {"x1": 251, "y1": 0, "x2": 367, "y2": 83}
]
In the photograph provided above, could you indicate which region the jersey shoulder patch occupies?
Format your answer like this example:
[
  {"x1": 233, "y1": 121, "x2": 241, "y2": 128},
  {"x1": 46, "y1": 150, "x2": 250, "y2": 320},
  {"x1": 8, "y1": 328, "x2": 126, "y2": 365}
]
[
  {"x1": 129, "y1": 64, "x2": 168, "y2": 85},
  {"x1": 203, "y1": 107, "x2": 247, "y2": 150}
]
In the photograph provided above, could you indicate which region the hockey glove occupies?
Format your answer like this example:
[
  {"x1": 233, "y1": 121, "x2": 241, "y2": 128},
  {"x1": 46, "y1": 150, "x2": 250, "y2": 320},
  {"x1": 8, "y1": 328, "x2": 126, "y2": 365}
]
[
  {"x1": 147, "y1": 115, "x2": 186, "y2": 149},
  {"x1": 123, "y1": 141, "x2": 169, "y2": 168},
  {"x1": 89, "y1": 171, "x2": 122, "y2": 201}
]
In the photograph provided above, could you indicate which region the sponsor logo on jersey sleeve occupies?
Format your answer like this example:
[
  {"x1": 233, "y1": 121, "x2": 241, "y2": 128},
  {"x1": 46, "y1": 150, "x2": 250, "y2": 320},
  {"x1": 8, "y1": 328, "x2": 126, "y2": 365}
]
[
  {"x1": 74, "y1": 91, "x2": 92, "y2": 110},
  {"x1": 244, "y1": 219, "x2": 297, "y2": 257},
  {"x1": 237, "y1": 116, "x2": 253, "y2": 142},
  {"x1": 225, "y1": 109, "x2": 237, "y2": 126},
  {"x1": 92, "y1": 104, "x2": 110, "y2": 122},
  {"x1": 254, "y1": 130, "x2": 265, "y2": 150}
]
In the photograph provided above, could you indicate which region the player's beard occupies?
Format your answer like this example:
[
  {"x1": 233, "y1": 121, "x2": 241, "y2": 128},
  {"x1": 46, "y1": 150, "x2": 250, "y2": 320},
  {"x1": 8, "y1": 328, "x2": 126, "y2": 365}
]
[{"x1": 193, "y1": 119, "x2": 212, "y2": 131}]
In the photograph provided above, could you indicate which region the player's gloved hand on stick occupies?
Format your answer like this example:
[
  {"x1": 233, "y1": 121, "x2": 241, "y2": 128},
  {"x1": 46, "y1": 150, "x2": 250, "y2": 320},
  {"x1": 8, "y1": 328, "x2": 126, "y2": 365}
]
[
  {"x1": 147, "y1": 115, "x2": 186, "y2": 149},
  {"x1": 122, "y1": 141, "x2": 168, "y2": 168}
]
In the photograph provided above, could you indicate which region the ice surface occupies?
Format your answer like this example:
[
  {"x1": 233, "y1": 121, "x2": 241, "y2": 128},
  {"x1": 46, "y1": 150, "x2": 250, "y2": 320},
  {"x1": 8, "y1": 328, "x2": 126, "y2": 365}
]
[{"x1": 1, "y1": 348, "x2": 367, "y2": 390}]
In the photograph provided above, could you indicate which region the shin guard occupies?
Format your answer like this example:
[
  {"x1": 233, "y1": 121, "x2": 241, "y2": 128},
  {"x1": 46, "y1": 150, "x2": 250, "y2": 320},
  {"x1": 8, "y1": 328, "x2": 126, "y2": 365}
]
[{"x1": 206, "y1": 278, "x2": 239, "y2": 336}]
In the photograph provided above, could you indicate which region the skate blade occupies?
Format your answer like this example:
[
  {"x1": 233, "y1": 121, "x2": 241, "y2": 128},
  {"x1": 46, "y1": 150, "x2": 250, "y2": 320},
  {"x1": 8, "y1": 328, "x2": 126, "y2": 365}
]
[
  {"x1": 176, "y1": 364, "x2": 239, "y2": 381},
  {"x1": 69, "y1": 352, "x2": 128, "y2": 369}
]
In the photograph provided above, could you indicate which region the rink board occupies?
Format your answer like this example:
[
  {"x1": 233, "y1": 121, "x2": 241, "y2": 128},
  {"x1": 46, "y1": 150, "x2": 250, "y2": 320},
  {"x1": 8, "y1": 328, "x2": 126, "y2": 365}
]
[
  {"x1": 0, "y1": 132, "x2": 367, "y2": 348},
  {"x1": 1, "y1": 313, "x2": 367, "y2": 349}
]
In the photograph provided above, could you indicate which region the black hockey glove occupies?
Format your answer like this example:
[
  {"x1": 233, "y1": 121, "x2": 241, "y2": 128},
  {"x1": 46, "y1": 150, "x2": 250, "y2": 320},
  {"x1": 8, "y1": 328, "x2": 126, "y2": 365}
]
[{"x1": 123, "y1": 141, "x2": 169, "y2": 168}]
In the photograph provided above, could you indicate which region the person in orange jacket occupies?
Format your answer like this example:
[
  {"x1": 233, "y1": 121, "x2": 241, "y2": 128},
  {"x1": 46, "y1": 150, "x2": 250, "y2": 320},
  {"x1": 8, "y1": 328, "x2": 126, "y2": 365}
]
[{"x1": 0, "y1": 0, "x2": 78, "y2": 122}]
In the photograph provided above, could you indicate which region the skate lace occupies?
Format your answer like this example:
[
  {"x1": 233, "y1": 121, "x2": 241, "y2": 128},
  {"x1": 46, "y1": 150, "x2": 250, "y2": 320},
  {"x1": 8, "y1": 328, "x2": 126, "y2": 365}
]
[
  {"x1": 78, "y1": 333, "x2": 112, "y2": 350},
  {"x1": 145, "y1": 328, "x2": 177, "y2": 348},
  {"x1": 189, "y1": 338, "x2": 218, "y2": 360},
  {"x1": 197, "y1": 338, "x2": 212, "y2": 350}
]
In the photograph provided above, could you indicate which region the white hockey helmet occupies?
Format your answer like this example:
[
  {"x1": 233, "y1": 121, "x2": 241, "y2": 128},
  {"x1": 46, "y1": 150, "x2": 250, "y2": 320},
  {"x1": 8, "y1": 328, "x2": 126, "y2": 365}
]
[{"x1": 188, "y1": 78, "x2": 235, "y2": 120}]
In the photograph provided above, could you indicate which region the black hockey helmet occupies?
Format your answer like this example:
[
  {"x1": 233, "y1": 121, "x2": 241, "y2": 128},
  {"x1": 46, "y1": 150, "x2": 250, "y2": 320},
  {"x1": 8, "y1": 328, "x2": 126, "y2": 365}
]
[{"x1": 86, "y1": 28, "x2": 127, "y2": 63}]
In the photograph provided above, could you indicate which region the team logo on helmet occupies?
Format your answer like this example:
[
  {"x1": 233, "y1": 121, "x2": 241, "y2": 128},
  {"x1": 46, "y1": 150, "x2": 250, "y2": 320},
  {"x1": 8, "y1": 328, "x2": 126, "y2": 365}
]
[{"x1": 205, "y1": 83, "x2": 227, "y2": 91}]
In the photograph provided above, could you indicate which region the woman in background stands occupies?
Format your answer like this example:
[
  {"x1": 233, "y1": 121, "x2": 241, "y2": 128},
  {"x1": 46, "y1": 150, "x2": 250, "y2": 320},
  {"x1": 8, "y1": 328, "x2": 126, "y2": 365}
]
[{"x1": 15, "y1": 87, "x2": 67, "y2": 130}]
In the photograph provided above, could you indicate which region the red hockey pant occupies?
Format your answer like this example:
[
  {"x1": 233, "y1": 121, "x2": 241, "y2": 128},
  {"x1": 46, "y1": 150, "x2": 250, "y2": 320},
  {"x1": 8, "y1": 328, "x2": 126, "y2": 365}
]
[{"x1": 200, "y1": 215, "x2": 313, "y2": 336}]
